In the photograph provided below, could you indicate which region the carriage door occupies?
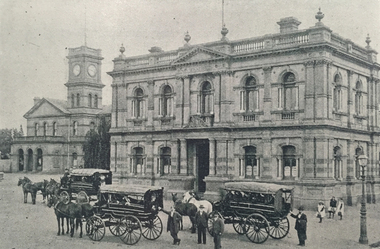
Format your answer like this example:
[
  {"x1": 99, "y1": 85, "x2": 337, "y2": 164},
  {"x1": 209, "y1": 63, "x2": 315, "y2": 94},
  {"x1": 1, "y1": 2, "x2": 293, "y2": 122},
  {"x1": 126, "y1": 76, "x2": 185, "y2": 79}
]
[
  {"x1": 18, "y1": 149, "x2": 24, "y2": 171},
  {"x1": 196, "y1": 140, "x2": 210, "y2": 193}
]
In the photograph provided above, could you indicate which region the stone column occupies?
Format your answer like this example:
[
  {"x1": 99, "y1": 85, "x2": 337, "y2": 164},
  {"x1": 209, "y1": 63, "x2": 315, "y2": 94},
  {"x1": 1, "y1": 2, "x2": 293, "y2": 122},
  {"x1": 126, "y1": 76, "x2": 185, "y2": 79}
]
[
  {"x1": 213, "y1": 72, "x2": 221, "y2": 123},
  {"x1": 347, "y1": 70, "x2": 354, "y2": 128},
  {"x1": 171, "y1": 139, "x2": 179, "y2": 174},
  {"x1": 175, "y1": 77, "x2": 183, "y2": 127},
  {"x1": 314, "y1": 59, "x2": 330, "y2": 119},
  {"x1": 145, "y1": 138, "x2": 153, "y2": 175},
  {"x1": 179, "y1": 139, "x2": 187, "y2": 175},
  {"x1": 209, "y1": 139, "x2": 216, "y2": 175},
  {"x1": 227, "y1": 140, "x2": 234, "y2": 176},
  {"x1": 304, "y1": 61, "x2": 315, "y2": 121},
  {"x1": 183, "y1": 77, "x2": 190, "y2": 126},
  {"x1": 303, "y1": 137, "x2": 316, "y2": 178},
  {"x1": 146, "y1": 80, "x2": 154, "y2": 129},
  {"x1": 32, "y1": 153, "x2": 37, "y2": 172},
  {"x1": 346, "y1": 139, "x2": 354, "y2": 180},
  {"x1": 24, "y1": 152, "x2": 28, "y2": 173},
  {"x1": 216, "y1": 140, "x2": 227, "y2": 176},
  {"x1": 262, "y1": 66, "x2": 272, "y2": 122}
]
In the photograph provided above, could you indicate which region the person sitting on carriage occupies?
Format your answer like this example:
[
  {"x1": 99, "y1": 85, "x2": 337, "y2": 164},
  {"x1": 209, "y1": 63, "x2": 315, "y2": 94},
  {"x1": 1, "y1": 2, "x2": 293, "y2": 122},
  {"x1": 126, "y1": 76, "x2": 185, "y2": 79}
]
[
  {"x1": 60, "y1": 168, "x2": 70, "y2": 188},
  {"x1": 92, "y1": 172, "x2": 102, "y2": 191}
]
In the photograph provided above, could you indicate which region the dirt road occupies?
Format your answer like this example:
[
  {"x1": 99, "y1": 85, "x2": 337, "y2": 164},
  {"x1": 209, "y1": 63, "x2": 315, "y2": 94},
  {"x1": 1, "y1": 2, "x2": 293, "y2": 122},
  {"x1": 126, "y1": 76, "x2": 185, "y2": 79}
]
[{"x1": 0, "y1": 172, "x2": 379, "y2": 249}]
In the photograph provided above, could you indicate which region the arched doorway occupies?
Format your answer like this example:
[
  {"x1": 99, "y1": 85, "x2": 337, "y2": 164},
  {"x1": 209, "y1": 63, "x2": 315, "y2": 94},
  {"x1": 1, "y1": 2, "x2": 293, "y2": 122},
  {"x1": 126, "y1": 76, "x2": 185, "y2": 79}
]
[
  {"x1": 27, "y1": 149, "x2": 33, "y2": 171},
  {"x1": 37, "y1": 148, "x2": 43, "y2": 171},
  {"x1": 18, "y1": 149, "x2": 24, "y2": 171}
]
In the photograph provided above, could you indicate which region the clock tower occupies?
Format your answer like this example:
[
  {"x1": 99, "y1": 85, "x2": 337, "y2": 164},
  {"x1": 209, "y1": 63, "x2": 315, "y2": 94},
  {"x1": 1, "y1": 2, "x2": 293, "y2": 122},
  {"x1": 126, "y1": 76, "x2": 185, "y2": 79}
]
[{"x1": 65, "y1": 46, "x2": 104, "y2": 109}]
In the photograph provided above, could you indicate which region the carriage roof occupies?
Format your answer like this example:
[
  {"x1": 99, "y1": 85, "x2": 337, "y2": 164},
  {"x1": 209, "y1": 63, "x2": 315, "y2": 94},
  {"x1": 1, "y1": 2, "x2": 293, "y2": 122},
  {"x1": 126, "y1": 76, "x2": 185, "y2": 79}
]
[
  {"x1": 70, "y1": 168, "x2": 111, "y2": 176},
  {"x1": 99, "y1": 184, "x2": 163, "y2": 196},
  {"x1": 224, "y1": 182, "x2": 293, "y2": 194}
]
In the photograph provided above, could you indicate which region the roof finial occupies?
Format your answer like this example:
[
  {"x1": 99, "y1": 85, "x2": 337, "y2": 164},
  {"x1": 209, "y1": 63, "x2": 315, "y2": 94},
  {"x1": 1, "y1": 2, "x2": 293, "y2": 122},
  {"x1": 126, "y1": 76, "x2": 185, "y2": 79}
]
[
  {"x1": 221, "y1": 0, "x2": 228, "y2": 41},
  {"x1": 315, "y1": 7, "x2": 324, "y2": 23},
  {"x1": 120, "y1": 44, "x2": 125, "y2": 54},
  {"x1": 184, "y1": 31, "x2": 191, "y2": 44},
  {"x1": 365, "y1": 34, "x2": 371, "y2": 49}
]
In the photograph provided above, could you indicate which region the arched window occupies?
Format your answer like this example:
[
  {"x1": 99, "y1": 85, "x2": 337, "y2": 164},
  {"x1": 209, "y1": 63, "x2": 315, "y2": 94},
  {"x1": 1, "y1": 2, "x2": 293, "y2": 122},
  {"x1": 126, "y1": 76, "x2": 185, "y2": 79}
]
[
  {"x1": 76, "y1": 93, "x2": 80, "y2": 107},
  {"x1": 53, "y1": 122, "x2": 57, "y2": 136},
  {"x1": 73, "y1": 121, "x2": 78, "y2": 136},
  {"x1": 160, "y1": 147, "x2": 171, "y2": 175},
  {"x1": 71, "y1": 94, "x2": 75, "y2": 107},
  {"x1": 34, "y1": 123, "x2": 39, "y2": 136},
  {"x1": 43, "y1": 122, "x2": 47, "y2": 136},
  {"x1": 159, "y1": 85, "x2": 173, "y2": 117},
  {"x1": 240, "y1": 76, "x2": 259, "y2": 112},
  {"x1": 282, "y1": 145, "x2": 297, "y2": 180},
  {"x1": 278, "y1": 72, "x2": 298, "y2": 110},
  {"x1": 355, "y1": 148, "x2": 363, "y2": 179},
  {"x1": 333, "y1": 146, "x2": 342, "y2": 179},
  {"x1": 72, "y1": 152, "x2": 78, "y2": 168},
  {"x1": 132, "y1": 88, "x2": 145, "y2": 118},
  {"x1": 333, "y1": 74, "x2": 342, "y2": 112},
  {"x1": 94, "y1": 95, "x2": 98, "y2": 108},
  {"x1": 200, "y1": 81, "x2": 213, "y2": 114},
  {"x1": 244, "y1": 146, "x2": 258, "y2": 178},
  {"x1": 355, "y1": 81, "x2": 363, "y2": 115},
  {"x1": 88, "y1": 94, "x2": 92, "y2": 108},
  {"x1": 132, "y1": 147, "x2": 144, "y2": 175}
]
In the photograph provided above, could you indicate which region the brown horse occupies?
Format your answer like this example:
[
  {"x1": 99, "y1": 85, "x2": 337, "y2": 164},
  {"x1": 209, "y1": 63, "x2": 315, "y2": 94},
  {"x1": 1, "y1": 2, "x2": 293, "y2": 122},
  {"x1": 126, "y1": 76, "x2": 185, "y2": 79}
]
[
  {"x1": 46, "y1": 178, "x2": 60, "y2": 201},
  {"x1": 17, "y1": 177, "x2": 38, "y2": 204},
  {"x1": 33, "y1": 179, "x2": 48, "y2": 202},
  {"x1": 47, "y1": 195, "x2": 94, "y2": 237},
  {"x1": 172, "y1": 193, "x2": 197, "y2": 233}
]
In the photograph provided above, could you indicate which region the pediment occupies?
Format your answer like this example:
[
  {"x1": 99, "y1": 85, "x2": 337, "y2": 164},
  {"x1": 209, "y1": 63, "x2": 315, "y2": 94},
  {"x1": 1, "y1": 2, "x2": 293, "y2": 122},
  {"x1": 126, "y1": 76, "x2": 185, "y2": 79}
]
[
  {"x1": 172, "y1": 47, "x2": 229, "y2": 65},
  {"x1": 24, "y1": 99, "x2": 68, "y2": 118}
]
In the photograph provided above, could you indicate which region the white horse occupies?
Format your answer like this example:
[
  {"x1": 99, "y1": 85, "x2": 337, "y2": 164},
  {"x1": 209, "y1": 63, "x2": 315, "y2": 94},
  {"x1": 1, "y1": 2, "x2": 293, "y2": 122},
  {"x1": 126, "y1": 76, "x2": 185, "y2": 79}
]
[{"x1": 182, "y1": 191, "x2": 213, "y2": 214}]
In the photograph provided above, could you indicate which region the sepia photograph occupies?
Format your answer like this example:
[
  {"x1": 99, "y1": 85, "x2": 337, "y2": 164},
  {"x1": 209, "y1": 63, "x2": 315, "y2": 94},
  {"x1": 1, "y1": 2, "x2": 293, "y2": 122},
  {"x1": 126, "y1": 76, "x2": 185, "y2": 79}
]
[{"x1": 0, "y1": 0, "x2": 380, "y2": 248}]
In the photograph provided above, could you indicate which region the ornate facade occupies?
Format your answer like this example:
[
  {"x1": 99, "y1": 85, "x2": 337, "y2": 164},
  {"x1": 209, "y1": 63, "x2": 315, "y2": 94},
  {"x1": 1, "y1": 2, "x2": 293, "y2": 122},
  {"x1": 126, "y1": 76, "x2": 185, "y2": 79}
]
[
  {"x1": 11, "y1": 46, "x2": 111, "y2": 173},
  {"x1": 108, "y1": 12, "x2": 380, "y2": 208}
]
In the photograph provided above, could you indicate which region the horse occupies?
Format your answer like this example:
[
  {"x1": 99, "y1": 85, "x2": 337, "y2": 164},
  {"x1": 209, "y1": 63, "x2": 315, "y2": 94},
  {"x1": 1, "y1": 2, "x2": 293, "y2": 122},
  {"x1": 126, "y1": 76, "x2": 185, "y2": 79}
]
[
  {"x1": 47, "y1": 195, "x2": 86, "y2": 237},
  {"x1": 182, "y1": 191, "x2": 213, "y2": 214},
  {"x1": 17, "y1": 177, "x2": 38, "y2": 204},
  {"x1": 46, "y1": 178, "x2": 60, "y2": 201},
  {"x1": 33, "y1": 179, "x2": 48, "y2": 202},
  {"x1": 172, "y1": 193, "x2": 197, "y2": 233}
]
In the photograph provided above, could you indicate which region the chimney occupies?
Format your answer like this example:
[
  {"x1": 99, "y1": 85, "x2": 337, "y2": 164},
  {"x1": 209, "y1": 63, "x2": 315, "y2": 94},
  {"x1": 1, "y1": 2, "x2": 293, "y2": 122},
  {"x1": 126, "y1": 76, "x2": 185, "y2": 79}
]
[
  {"x1": 277, "y1": 17, "x2": 301, "y2": 33},
  {"x1": 34, "y1": 97, "x2": 41, "y2": 105}
]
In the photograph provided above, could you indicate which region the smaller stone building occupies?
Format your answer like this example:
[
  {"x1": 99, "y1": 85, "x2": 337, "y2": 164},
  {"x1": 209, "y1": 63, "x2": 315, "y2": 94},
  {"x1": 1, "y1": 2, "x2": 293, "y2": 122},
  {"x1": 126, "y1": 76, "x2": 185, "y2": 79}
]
[{"x1": 11, "y1": 46, "x2": 111, "y2": 173}]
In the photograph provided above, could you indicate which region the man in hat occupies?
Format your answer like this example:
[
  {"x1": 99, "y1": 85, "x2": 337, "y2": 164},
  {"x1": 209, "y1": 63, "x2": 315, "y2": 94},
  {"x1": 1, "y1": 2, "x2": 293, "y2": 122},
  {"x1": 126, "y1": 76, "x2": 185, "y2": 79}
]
[
  {"x1": 211, "y1": 212, "x2": 224, "y2": 249},
  {"x1": 195, "y1": 204, "x2": 208, "y2": 244},
  {"x1": 159, "y1": 206, "x2": 182, "y2": 245},
  {"x1": 290, "y1": 206, "x2": 307, "y2": 246}
]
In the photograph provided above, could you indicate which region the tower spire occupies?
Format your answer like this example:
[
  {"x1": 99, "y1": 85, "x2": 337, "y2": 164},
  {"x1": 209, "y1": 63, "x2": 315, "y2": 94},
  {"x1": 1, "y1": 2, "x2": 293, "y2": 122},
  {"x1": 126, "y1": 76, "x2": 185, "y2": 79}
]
[{"x1": 84, "y1": 2, "x2": 87, "y2": 46}]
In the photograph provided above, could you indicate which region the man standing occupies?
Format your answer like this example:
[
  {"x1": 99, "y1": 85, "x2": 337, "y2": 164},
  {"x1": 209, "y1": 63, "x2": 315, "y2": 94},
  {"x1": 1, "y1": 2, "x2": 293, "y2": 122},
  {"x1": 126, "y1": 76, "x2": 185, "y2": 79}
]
[
  {"x1": 195, "y1": 204, "x2": 208, "y2": 244},
  {"x1": 160, "y1": 206, "x2": 182, "y2": 245},
  {"x1": 212, "y1": 212, "x2": 224, "y2": 249},
  {"x1": 290, "y1": 206, "x2": 307, "y2": 246}
]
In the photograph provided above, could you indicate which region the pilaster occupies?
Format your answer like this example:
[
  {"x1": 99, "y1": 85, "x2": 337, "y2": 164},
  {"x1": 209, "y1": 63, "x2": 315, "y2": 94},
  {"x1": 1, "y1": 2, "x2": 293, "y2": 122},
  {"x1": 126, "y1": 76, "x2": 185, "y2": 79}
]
[{"x1": 179, "y1": 139, "x2": 187, "y2": 175}]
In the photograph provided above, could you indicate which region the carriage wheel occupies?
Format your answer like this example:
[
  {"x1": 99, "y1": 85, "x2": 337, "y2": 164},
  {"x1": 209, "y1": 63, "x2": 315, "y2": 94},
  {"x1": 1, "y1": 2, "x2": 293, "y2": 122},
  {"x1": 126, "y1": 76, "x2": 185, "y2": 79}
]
[
  {"x1": 207, "y1": 211, "x2": 218, "y2": 236},
  {"x1": 76, "y1": 191, "x2": 89, "y2": 204},
  {"x1": 119, "y1": 215, "x2": 142, "y2": 245},
  {"x1": 142, "y1": 216, "x2": 163, "y2": 240},
  {"x1": 267, "y1": 217, "x2": 290, "y2": 239},
  {"x1": 109, "y1": 217, "x2": 125, "y2": 236},
  {"x1": 244, "y1": 213, "x2": 270, "y2": 244},
  {"x1": 86, "y1": 216, "x2": 105, "y2": 241},
  {"x1": 233, "y1": 216, "x2": 247, "y2": 235},
  {"x1": 60, "y1": 191, "x2": 71, "y2": 204}
]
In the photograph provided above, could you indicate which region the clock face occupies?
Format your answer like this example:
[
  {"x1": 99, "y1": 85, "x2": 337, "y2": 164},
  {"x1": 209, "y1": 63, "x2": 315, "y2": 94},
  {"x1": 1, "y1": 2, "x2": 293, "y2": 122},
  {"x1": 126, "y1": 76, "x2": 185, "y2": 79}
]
[
  {"x1": 73, "y1": 64, "x2": 81, "y2": 76},
  {"x1": 88, "y1": 65, "x2": 97, "y2": 77}
]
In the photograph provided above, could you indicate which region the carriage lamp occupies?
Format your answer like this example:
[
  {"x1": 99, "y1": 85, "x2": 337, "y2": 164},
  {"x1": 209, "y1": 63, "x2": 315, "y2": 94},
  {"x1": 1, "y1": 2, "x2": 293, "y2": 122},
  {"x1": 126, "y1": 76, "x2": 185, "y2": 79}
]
[{"x1": 358, "y1": 154, "x2": 368, "y2": 244}]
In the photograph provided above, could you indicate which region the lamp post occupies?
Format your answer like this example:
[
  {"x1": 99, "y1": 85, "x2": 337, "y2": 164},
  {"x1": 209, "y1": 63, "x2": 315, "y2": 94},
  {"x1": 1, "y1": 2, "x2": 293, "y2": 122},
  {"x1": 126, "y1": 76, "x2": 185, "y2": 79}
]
[{"x1": 358, "y1": 154, "x2": 368, "y2": 244}]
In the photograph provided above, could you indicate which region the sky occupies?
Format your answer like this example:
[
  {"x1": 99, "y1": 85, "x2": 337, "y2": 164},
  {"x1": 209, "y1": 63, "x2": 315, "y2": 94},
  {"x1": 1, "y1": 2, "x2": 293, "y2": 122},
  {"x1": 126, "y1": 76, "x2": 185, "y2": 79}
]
[{"x1": 0, "y1": 0, "x2": 379, "y2": 130}]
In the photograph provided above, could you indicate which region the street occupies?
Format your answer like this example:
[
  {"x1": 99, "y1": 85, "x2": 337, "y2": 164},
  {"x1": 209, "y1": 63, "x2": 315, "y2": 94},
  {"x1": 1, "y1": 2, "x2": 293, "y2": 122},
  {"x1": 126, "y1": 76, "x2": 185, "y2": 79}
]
[{"x1": 0, "y1": 172, "x2": 379, "y2": 249}]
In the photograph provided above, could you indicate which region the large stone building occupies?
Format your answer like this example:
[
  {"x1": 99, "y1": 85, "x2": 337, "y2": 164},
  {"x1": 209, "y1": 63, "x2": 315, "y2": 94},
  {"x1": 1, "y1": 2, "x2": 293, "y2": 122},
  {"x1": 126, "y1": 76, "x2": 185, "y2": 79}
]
[
  {"x1": 11, "y1": 46, "x2": 111, "y2": 173},
  {"x1": 108, "y1": 11, "x2": 380, "y2": 207}
]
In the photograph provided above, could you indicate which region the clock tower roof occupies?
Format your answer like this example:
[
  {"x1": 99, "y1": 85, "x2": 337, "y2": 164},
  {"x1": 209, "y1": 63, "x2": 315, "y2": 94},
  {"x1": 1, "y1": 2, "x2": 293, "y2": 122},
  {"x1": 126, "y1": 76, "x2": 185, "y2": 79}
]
[{"x1": 66, "y1": 45, "x2": 103, "y2": 60}]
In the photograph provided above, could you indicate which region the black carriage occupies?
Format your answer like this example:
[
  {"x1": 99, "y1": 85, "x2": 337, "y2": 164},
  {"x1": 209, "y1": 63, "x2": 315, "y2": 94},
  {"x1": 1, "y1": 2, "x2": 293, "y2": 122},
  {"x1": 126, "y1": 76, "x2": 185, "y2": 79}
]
[
  {"x1": 85, "y1": 184, "x2": 164, "y2": 245},
  {"x1": 59, "y1": 168, "x2": 112, "y2": 204},
  {"x1": 208, "y1": 181, "x2": 293, "y2": 244}
]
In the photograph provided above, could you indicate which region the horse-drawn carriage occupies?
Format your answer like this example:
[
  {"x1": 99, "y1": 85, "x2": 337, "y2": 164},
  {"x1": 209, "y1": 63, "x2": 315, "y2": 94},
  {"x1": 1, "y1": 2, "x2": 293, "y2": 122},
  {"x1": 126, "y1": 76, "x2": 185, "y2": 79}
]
[
  {"x1": 85, "y1": 184, "x2": 164, "y2": 245},
  {"x1": 207, "y1": 181, "x2": 293, "y2": 244},
  {"x1": 59, "y1": 168, "x2": 112, "y2": 204}
]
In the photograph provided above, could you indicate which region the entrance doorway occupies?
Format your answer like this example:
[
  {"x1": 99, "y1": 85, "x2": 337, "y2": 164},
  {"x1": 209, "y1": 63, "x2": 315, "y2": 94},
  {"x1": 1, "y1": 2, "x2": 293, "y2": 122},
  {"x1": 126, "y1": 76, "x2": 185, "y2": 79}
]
[
  {"x1": 18, "y1": 149, "x2": 24, "y2": 171},
  {"x1": 188, "y1": 139, "x2": 210, "y2": 193},
  {"x1": 27, "y1": 149, "x2": 33, "y2": 171}
]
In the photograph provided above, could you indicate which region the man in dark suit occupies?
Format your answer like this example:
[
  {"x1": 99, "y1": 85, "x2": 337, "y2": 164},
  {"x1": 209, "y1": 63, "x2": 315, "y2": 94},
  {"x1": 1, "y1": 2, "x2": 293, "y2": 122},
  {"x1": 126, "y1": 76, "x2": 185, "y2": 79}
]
[
  {"x1": 160, "y1": 206, "x2": 182, "y2": 245},
  {"x1": 212, "y1": 212, "x2": 224, "y2": 249},
  {"x1": 290, "y1": 206, "x2": 307, "y2": 246},
  {"x1": 195, "y1": 204, "x2": 208, "y2": 244}
]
